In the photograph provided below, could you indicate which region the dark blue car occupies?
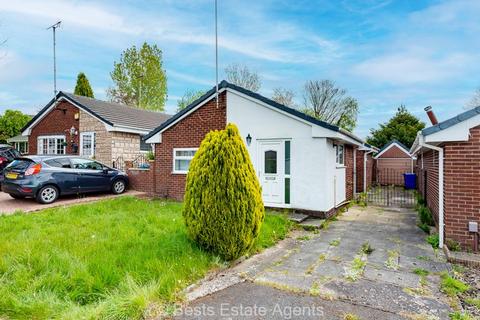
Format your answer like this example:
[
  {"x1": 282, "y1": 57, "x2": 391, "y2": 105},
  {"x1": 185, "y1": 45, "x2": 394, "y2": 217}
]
[{"x1": 2, "y1": 155, "x2": 129, "y2": 204}]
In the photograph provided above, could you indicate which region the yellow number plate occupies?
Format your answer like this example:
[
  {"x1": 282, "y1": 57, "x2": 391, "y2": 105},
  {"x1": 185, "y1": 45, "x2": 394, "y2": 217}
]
[{"x1": 6, "y1": 173, "x2": 18, "y2": 180}]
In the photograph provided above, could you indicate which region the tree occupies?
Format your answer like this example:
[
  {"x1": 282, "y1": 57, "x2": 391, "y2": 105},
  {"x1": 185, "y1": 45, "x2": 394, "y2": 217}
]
[
  {"x1": 74, "y1": 72, "x2": 94, "y2": 98},
  {"x1": 366, "y1": 105, "x2": 425, "y2": 149},
  {"x1": 107, "y1": 42, "x2": 167, "y2": 111},
  {"x1": 272, "y1": 88, "x2": 296, "y2": 108},
  {"x1": 0, "y1": 110, "x2": 31, "y2": 143},
  {"x1": 302, "y1": 80, "x2": 359, "y2": 132},
  {"x1": 466, "y1": 88, "x2": 480, "y2": 108},
  {"x1": 225, "y1": 64, "x2": 261, "y2": 92},
  {"x1": 183, "y1": 123, "x2": 264, "y2": 260},
  {"x1": 177, "y1": 89, "x2": 206, "y2": 112}
]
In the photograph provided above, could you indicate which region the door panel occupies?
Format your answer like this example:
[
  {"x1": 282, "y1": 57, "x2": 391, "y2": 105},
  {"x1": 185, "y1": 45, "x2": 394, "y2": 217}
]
[
  {"x1": 71, "y1": 158, "x2": 112, "y2": 192},
  {"x1": 259, "y1": 141, "x2": 284, "y2": 204}
]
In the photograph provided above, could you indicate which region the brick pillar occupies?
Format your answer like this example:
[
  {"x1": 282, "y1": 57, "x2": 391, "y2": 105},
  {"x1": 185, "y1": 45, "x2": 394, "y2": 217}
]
[{"x1": 149, "y1": 160, "x2": 156, "y2": 196}]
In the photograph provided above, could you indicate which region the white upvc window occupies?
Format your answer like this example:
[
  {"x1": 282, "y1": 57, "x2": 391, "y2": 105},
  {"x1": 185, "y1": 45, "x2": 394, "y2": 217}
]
[
  {"x1": 335, "y1": 144, "x2": 345, "y2": 166},
  {"x1": 37, "y1": 135, "x2": 66, "y2": 155},
  {"x1": 173, "y1": 148, "x2": 197, "y2": 174},
  {"x1": 80, "y1": 132, "x2": 95, "y2": 158}
]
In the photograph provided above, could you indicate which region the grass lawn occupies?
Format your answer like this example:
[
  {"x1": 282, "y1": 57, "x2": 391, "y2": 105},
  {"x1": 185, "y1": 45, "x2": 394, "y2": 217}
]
[{"x1": 0, "y1": 196, "x2": 292, "y2": 319}]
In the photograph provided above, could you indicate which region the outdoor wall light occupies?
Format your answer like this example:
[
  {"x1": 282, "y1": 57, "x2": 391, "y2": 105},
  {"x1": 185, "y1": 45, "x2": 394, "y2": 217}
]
[
  {"x1": 69, "y1": 126, "x2": 78, "y2": 136},
  {"x1": 246, "y1": 134, "x2": 252, "y2": 146}
]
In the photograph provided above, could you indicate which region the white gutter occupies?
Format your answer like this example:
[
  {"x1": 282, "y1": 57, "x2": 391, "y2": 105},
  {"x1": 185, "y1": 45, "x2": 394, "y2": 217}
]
[
  {"x1": 363, "y1": 150, "x2": 373, "y2": 192},
  {"x1": 418, "y1": 135, "x2": 444, "y2": 249}
]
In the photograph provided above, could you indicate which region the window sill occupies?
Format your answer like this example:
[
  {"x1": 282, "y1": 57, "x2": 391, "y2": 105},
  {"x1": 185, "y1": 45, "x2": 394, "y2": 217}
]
[
  {"x1": 336, "y1": 165, "x2": 346, "y2": 169},
  {"x1": 172, "y1": 171, "x2": 188, "y2": 175}
]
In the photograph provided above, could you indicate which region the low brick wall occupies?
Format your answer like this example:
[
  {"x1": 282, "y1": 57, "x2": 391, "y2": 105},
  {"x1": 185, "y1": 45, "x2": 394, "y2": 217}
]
[{"x1": 126, "y1": 160, "x2": 156, "y2": 195}]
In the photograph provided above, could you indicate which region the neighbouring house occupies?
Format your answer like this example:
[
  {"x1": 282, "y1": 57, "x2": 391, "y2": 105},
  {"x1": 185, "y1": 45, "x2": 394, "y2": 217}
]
[
  {"x1": 21, "y1": 92, "x2": 170, "y2": 168},
  {"x1": 7, "y1": 135, "x2": 29, "y2": 154},
  {"x1": 355, "y1": 144, "x2": 378, "y2": 193},
  {"x1": 374, "y1": 140, "x2": 415, "y2": 185},
  {"x1": 136, "y1": 80, "x2": 373, "y2": 216},
  {"x1": 411, "y1": 106, "x2": 480, "y2": 251}
]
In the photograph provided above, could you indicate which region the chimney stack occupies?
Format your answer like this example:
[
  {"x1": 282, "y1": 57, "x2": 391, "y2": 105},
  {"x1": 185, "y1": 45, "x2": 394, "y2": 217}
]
[{"x1": 424, "y1": 106, "x2": 438, "y2": 125}]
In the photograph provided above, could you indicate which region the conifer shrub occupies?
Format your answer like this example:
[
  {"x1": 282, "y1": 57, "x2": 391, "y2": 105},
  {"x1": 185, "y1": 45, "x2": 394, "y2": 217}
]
[{"x1": 183, "y1": 123, "x2": 265, "y2": 260}]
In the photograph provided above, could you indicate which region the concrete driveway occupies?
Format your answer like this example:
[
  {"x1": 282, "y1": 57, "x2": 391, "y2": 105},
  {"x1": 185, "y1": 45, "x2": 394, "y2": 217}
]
[
  {"x1": 0, "y1": 189, "x2": 145, "y2": 215},
  {"x1": 176, "y1": 206, "x2": 454, "y2": 320}
]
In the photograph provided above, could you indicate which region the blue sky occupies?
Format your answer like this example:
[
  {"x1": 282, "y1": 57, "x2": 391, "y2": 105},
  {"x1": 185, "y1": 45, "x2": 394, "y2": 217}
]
[{"x1": 0, "y1": 0, "x2": 479, "y2": 138}]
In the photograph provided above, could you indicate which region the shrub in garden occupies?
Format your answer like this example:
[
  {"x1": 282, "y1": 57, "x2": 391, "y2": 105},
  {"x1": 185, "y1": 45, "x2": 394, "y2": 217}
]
[{"x1": 183, "y1": 123, "x2": 264, "y2": 260}]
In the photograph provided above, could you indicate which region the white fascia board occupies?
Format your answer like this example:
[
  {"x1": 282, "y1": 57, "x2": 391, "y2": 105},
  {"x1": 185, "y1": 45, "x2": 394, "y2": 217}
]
[
  {"x1": 425, "y1": 114, "x2": 480, "y2": 143},
  {"x1": 156, "y1": 88, "x2": 227, "y2": 135},
  {"x1": 145, "y1": 132, "x2": 162, "y2": 143},
  {"x1": 22, "y1": 96, "x2": 113, "y2": 136},
  {"x1": 332, "y1": 131, "x2": 363, "y2": 147},
  {"x1": 103, "y1": 123, "x2": 150, "y2": 135},
  {"x1": 374, "y1": 142, "x2": 412, "y2": 159},
  {"x1": 22, "y1": 100, "x2": 60, "y2": 136}
]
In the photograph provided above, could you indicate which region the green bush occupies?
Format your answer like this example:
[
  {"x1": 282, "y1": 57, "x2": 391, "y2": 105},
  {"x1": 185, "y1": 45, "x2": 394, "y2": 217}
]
[
  {"x1": 426, "y1": 234, "x2": 439, "y2": 248},
  {"x1": 417, "y1": 222, "x2": 430, "y2": 234},
  {"x1": 446, "y1": 239, "x2": 461, "y2": 252},
  {"x1": 418, "y1": 205, "x2": 435, "y2": 226},
  {"x1": 183, "y1": 123, "x2": 265, "y2": 260}
]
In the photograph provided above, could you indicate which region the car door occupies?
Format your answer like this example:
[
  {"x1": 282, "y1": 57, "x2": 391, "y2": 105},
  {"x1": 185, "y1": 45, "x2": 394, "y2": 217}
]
[
  {"x1": 70, "y1": 158, "x2": 113, "y2": 193},
  {"x1": 43, "y1": 157, "x2": 79, "y2": 194}
]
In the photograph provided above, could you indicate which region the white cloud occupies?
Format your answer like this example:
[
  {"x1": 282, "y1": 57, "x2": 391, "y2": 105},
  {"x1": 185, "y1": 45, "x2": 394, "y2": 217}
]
[
  {"x1": 353, "y1": 51, "x2": 473, "y2": 84},
  {"x1": 0, "y1": 0, "x2": 139, "y2": 35}
]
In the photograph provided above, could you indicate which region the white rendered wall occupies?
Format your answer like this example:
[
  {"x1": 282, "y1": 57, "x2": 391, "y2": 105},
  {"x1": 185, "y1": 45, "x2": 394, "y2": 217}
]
[{"x1": 226, "y1": 91, "x2": 339, "y2": 212}]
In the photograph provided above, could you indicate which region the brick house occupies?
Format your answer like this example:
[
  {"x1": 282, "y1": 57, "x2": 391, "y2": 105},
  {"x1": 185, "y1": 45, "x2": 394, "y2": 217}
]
[
  {"x1": 374, "y1": 140, "x2": 415, "y2": 185},
  {"x1": 355, "y1": 144, "x2": 377, "y2": 194},
  {"x1": 138, "y1": 81, "x2": 372, "y2": 216},
  {"x1": 21, "y1": 92, "x2": 170, "y2": 167},
  {"x1": 411, "y1": 106, "x2": 480, "y2": 251}
]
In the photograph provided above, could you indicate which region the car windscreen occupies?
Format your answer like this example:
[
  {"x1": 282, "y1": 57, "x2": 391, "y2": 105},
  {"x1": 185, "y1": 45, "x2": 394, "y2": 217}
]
[{"x1": 5, "y1": 159, "x2": 34, "y2": 171}]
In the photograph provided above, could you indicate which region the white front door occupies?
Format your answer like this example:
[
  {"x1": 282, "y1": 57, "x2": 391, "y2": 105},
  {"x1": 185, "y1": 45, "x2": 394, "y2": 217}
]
[{"x1": 259, "y1": 141, "x2": 284, "y2": 204}]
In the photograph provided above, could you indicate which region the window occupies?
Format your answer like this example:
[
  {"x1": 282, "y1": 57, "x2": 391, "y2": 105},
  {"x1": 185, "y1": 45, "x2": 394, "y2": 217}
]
[
  {"x1": 264, "y1": 150, "x2": 277, "y2": 174},
  {"x1": 80, "y1": 132, "x2": 95, "y2": 157},
  {"x1": 37, "y1": 136, "x2": 66, "y2": 155},
  {"x1": 335, "y1": 144, "x2": 344, "y2": 166},
  {"x1": 13, "y1": 142, "x2": 28, "y2": 154},
  {"x1": 45, "y1": 158, "x2": 72, "y2": 169},
  {"x1": 173, "y1": 148, "x2": 197, "y2": 173},
  {"x1": 71, "y1": 158, "x2": 103, "y2": 170}
]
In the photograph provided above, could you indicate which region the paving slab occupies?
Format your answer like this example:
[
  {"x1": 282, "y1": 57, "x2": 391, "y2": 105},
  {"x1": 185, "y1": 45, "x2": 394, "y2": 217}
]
[{"x1": 179, "y1": 205, "x2": 454, "y2": 319}]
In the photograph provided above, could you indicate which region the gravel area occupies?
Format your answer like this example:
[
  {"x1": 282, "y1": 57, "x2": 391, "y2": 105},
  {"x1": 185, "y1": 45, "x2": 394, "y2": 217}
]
[{"x1": 457, "y1": 265, "x2": 480, "y2": 318}]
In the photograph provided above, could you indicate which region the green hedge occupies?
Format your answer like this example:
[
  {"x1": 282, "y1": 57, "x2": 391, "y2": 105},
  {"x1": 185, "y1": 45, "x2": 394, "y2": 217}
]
[{"x1": 183, "y1": 123, "x2": 264, "y2": 260}]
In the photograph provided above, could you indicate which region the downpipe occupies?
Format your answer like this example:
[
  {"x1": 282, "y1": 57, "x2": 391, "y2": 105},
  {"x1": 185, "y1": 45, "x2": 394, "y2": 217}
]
[{"x1": 419, "y1": 137, "x2": 444, "y2": 249}]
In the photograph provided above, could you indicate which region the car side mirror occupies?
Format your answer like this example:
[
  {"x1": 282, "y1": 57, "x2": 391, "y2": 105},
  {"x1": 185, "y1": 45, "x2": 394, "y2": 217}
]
[{"x1": 102, "y1": 167, "x2": 109, "y2": 174}]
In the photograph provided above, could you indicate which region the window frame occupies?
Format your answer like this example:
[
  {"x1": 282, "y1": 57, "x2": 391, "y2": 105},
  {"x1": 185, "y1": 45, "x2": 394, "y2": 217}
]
[
  {"x1": 335, "y1": 144, "x2": 345, "y2": 166},
  {"x1": 37, "y1": 135, "x2": 66, "y2": 155},
  {"x1": 172, "y1": 147, "x2": 198, "y2": 174},
  {"x1": 80, "y1": 132, "x2": 95, "y2": 158}
]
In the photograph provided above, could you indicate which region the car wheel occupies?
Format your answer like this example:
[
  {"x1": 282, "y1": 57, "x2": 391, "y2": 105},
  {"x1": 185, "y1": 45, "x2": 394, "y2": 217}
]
[
  {"x1": 9, "y1": 194, "x2": 25, "y2": 199},
  {"x1": 36, "y1": 185, "x2": 59, "y2": 204},
  {"x1": 112, "y1": 179, "x2": 126, "y2": 194}
]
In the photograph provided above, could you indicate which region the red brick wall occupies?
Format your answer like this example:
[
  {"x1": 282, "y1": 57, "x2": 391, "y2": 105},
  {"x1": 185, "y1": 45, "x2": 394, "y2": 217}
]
[
  {"x1": 28, "y1": 101, "x2": 80, "y2": 155},
  {"x1": 417, "y1": 150, "x2": 440, "y2": 226},
  {"x1": 355, "y1": 150, "x2": 375, "y2": 193},
  {"x1": 379, "y1": 144, "x2": 411, "y2": 158},
  {"x1": 345, "y1": 145, "x2": 355, "y2": 201},
  {"x1": 154, "y1": 92, "x2": 227, "y2": 200},
  {"x1": 443, "y1": 126, "x2": 480, "y2": 250},
  {"x1": 127, "y1": 161, "x2": 156, "y2": 195}
]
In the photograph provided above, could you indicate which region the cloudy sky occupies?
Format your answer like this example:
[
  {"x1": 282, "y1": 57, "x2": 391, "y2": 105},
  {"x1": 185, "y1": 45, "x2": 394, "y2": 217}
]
[{"x1": 0, "y1": 0, "x2": 479, "y2": 138}]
